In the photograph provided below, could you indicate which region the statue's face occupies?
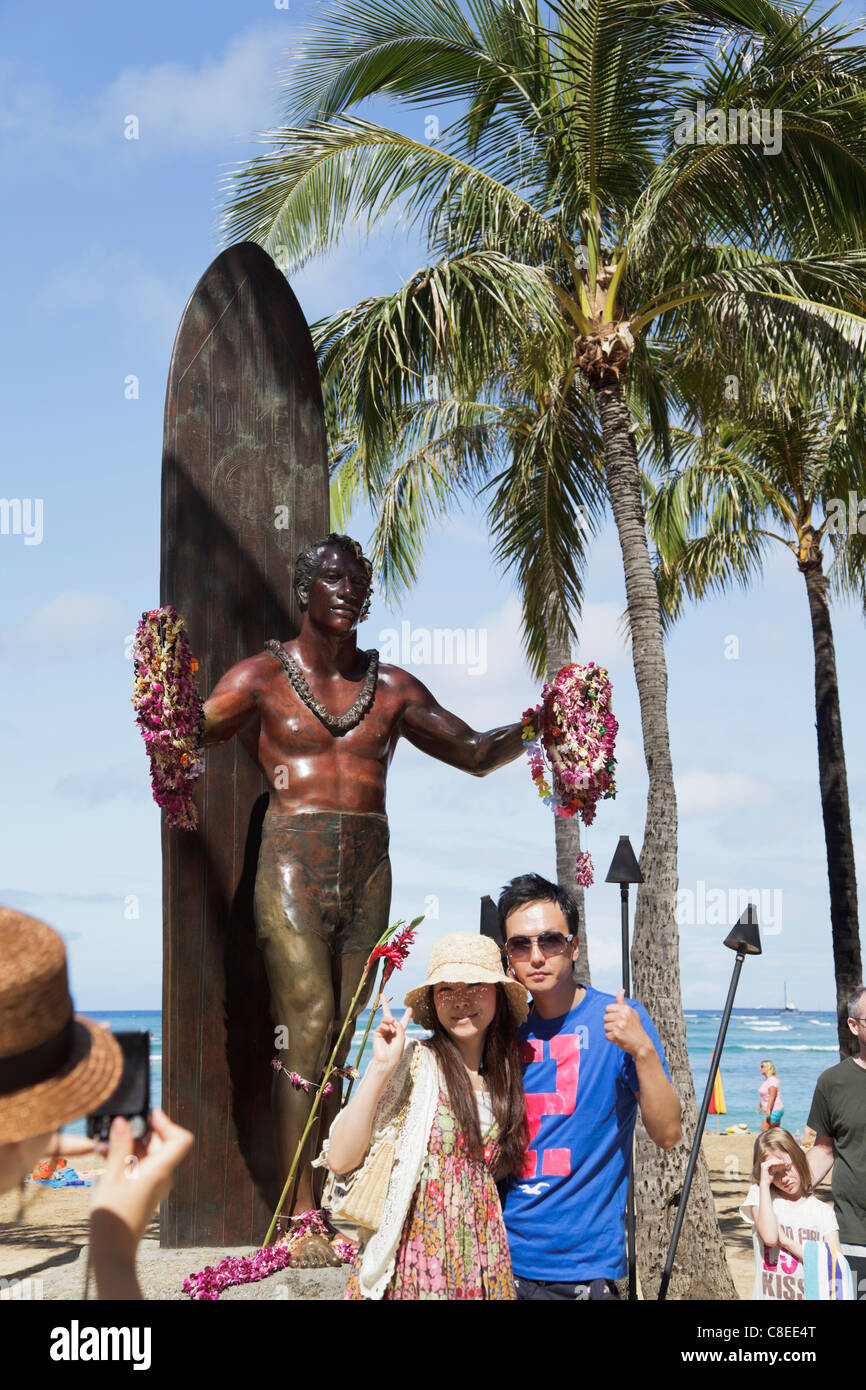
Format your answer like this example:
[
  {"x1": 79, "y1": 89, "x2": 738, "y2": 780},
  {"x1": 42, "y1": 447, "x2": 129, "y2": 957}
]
[{"x1": 306, "y1": 545, "x2": 369, "y2": 631}]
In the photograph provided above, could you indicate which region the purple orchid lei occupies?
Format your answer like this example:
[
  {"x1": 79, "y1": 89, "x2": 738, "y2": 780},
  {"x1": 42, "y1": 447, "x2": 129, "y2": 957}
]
[
  {"x1": 183, "y1": 1211, "x2": 358, "y2": 1300},
  {"x1": 270, "y1": 1056, "x2": 350, "y2": 1097}
]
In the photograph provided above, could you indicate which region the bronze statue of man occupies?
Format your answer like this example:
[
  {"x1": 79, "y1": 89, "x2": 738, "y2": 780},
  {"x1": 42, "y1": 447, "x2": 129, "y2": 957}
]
[{"x1": 201, "y1": 533, "x2": 523, "y2": 1263}]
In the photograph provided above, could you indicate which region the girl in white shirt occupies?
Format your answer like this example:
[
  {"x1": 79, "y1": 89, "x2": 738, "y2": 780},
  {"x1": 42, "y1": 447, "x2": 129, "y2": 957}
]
[{"x1": 741, "y1": 1128, "x2": 839, "y2": 1300}]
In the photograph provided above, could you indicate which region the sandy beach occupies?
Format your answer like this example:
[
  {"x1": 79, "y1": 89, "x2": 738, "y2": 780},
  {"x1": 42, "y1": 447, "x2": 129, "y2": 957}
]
[{"x1": 1, "y1": 1130, "x2": 834, "y2": 1300}]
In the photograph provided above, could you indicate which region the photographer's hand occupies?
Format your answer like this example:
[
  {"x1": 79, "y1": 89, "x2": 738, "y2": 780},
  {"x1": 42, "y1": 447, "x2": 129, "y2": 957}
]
[{"x1": 89, "y1": 1108, "x2": 193, "y2": 1300}]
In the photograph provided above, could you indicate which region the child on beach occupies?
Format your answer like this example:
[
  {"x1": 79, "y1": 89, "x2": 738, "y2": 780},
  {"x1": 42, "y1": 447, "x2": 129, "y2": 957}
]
[
  {"x1": 323, "y1": 933, "x2": 529, "y2": 1300},
  {"x1": 740, "y1": 1128, "x2": 839, "y2": 1300}
]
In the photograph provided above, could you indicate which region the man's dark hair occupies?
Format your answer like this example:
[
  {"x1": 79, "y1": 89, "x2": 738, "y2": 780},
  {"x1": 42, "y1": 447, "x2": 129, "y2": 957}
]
[
  {"x1": 497, "y1": 872, "x2": 580, "y2": 940},
  {"x1": 293, "y1": 533, "x2": 373, "y2": 620}
]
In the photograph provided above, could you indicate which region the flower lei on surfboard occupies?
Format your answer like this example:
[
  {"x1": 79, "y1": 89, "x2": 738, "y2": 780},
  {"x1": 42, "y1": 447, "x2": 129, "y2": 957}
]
[
  {"x1": 521, "y1": 662, "x2": 618, "y2": 886},
  {"x1": 184, "y1": 914, "x2": 424, "y2": 1299},
  {"x1": 132, "y1": 607, "x2": 205, "y2": 829}
]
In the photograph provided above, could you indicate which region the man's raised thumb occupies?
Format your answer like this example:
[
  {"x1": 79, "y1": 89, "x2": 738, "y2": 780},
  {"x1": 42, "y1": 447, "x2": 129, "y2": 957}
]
[{"x1": 616, "y1": 988, "x2": 625, "y2": 1005}]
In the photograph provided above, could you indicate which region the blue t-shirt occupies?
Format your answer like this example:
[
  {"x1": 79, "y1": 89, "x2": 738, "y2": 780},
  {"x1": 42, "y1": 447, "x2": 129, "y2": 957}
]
[{"x1": 501, "y1": 986, "x2": 671, "y2": 1282}]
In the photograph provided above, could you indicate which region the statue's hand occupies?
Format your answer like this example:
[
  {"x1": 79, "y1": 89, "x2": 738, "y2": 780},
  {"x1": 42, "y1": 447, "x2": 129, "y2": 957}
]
[{"x1": 371, "y1": 998, "x2": 412, "y2": 1075}]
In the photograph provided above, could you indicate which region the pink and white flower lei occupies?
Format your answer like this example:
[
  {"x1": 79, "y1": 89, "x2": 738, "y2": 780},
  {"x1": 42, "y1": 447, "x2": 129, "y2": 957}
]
[
  {"x1": 132, "y1": 606, "x2": 205, "y2": 830},
  {"x1": 183, "y1": 1212, "x2": 359, "y2": 1300},
  {"x1": 521, "y1": 662, "x2": 618, "y2": 886}
]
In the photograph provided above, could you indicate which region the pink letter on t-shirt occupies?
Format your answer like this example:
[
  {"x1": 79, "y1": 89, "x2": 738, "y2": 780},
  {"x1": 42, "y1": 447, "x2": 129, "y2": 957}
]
[{"x1": 522, "y1": 1035, "x2": 580, "y2": 1178}]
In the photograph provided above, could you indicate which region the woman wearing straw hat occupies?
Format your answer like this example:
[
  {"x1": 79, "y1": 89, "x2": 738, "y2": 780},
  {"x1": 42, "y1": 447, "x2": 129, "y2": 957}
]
[
  {"x1": 324, "y1": 932, "x2": 529, "y2": 1300},
  {"x1": 0, "y1": 907, "x2": 193, "y2": 1299}
]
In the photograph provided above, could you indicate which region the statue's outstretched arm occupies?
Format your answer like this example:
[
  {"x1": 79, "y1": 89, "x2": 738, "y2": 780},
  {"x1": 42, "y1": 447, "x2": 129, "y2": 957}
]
[{"x1": 397, "y1": 672, "x2": 523, "y2": 777}]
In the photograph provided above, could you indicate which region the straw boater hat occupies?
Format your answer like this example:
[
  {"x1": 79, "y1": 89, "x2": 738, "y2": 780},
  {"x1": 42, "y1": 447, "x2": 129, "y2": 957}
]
[
  {"x1": 404, "y1": 932, "x2": 529, "y2": 1029},
  {"x1": 0, "y1": 908, "x2": 123, "y2": 1144}
]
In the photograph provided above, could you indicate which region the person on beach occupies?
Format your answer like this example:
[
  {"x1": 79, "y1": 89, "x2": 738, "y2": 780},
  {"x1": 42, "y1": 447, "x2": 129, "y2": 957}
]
[
  {"x1": 0, "y1": 906, "x2": 193, "y2": 1299},
  {"x1": 758, "y1": 1059, "x2": 784, "y2": 1130},
  {"x1": 806, "y1": 985, "x2": 866, "y2": 1291},
  {"x1": 323, "y1": 932, "x2": 529, "y2": 1300},
  {"x1": 740, "y1": 1129, "x2": 839, "y2": 1300},
  {"x1": 496, "y1": 873, "x2": 682, "y2": 1301}
]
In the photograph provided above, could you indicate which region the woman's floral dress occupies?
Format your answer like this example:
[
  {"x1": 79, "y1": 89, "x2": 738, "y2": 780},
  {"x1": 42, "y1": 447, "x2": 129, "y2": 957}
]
[{"x1": 344, "y1": 1085, "x2": 515, "y2": 1300}]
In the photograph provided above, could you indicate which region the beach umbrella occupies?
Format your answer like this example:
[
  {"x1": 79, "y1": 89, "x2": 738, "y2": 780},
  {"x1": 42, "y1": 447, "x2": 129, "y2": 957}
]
[
  {"x1": 658, "y1": 905, "x2": 762, "y2": 1300},
  {"x1": 708, "y1": 1069, "x2": 727, "y2": 1133}
]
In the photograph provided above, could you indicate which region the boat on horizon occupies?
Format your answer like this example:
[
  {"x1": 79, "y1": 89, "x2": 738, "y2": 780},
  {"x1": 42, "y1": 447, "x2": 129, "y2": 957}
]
[{"x1": 780, "y1": 981, "x2": 797, "y2": 1013}]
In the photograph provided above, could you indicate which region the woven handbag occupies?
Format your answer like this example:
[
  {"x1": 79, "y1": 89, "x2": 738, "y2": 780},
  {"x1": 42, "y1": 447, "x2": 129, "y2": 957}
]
[
  {"x1": 321, "y1": 1050, "x2": 418, "y2": 1238},
  {"x1": 322, "y1": 1133, "x2": 396, "y2": 1237}
]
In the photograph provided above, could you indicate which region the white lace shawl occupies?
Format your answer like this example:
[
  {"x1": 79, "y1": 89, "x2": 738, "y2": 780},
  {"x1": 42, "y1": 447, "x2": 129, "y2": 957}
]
[{"x1": 319, "y1": 1039, "x2": 440, "y2": 1300}]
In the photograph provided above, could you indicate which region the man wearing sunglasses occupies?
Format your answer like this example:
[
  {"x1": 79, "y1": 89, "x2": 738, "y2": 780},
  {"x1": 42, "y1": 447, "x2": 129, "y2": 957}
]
[{"x1": 497, "y1": 872, "x2": 682, "y2": 1301}]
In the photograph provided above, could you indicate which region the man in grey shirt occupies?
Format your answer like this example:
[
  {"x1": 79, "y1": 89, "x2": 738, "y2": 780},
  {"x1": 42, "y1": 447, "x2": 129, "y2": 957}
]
[{"x1": 807, "y1": 985, "x2": 866, "y2": 1292}]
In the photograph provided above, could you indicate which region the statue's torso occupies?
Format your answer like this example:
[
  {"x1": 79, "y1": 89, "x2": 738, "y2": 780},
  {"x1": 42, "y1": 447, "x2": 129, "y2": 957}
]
[{"x1": 239, "y1": 648, "x2": 410, "y2": 814}]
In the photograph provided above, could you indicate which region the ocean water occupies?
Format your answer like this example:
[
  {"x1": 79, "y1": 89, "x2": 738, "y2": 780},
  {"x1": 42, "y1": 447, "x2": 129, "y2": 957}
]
[
  {"x1": 683, "y1": 1007, "x2": 839, "y2": 1136},
  {"x1": 65, "y1": 1006, "x2": 839, "y2": 1140}
]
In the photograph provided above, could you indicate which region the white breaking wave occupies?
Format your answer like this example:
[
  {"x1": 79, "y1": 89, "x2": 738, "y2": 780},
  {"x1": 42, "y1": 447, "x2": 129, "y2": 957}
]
[
  {"x1": 738, "y1": 1043, "x2": 838, "y2": 1051},
  {"x1": 742, "y1": 1025, "x2": 792, "y2": 1032}
]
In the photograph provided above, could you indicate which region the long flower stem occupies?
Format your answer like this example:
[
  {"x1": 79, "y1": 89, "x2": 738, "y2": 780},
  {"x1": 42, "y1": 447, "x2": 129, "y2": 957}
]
[
  {"x1": 262, "y1": 915, "x2": 421, "y2": 1247},
  {"x1": 262, "y1": 964, "x2": 373, "y2": 1247},
  {"x1": 342, "y1": 967, "x2": 384, "y2": 1107}
]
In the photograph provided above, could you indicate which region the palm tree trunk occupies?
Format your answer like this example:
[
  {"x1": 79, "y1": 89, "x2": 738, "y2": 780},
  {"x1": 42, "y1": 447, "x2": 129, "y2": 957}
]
[
  {"x1": 594, "y1": 379, "x2": 736, "y2": 1299},
  {"x1": 800, "y1": 547, "x2": 862, "y2": 1058},
  {"x1": 545, "y1": 625, "x2": 590, "y2": 984}
]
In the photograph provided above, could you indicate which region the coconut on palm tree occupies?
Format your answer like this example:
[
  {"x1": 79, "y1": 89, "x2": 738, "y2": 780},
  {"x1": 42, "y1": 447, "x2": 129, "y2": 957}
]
[{"x1": 223, "y1": 0, "x2": 866, "y2": 1295}]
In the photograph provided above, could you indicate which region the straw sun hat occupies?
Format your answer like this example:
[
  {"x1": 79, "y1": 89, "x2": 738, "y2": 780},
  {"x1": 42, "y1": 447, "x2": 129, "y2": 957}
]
[
  {"x1": 0, "y1": 908, "x2": 123, "y2": 1144},
  {"x1": 404, "y1": 932, "x2": 529, "y2": 1030}
]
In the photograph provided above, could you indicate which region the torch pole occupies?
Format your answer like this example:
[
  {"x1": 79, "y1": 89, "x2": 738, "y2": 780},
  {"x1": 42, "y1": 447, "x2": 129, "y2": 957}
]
[
  {"x1": 620, "y1": 882, "x2": 637, "y2": 1301},
  {"x1": 657, "y1": 950, "x2": 745, "y2": 1300}
]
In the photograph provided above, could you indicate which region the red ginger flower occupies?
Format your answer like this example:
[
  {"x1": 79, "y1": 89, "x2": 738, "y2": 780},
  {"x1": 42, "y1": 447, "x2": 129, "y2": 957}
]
[{"x1": 369, "y1": 922, "x2": 418, "y2": 984}]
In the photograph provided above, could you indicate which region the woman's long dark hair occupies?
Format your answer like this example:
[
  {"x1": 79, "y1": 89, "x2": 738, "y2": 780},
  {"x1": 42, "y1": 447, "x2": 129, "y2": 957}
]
[{"x1": 424, "y1": 984, "x2": 529, "y2": 1178}]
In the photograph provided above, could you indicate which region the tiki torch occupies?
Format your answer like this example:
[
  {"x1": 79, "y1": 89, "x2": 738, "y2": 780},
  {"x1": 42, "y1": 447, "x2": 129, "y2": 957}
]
[
  {"x1": 657, "y1": 904, "x2": 762, "y2": 1300},
  {"x1": 605, "y1": 835, "x2": 643, "y2": 1300}
]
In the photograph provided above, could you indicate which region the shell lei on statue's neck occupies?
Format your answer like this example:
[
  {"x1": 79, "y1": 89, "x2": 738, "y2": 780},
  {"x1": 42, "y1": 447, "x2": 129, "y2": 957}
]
[{"x1": 264, "y1": 639, "x2": 379, "y2": 736}]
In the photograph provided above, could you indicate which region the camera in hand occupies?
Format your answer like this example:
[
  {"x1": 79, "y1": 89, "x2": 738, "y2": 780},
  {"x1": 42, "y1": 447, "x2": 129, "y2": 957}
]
[{"x1": 86, "y1": 1030, "x2": 151, "y2": 1142}]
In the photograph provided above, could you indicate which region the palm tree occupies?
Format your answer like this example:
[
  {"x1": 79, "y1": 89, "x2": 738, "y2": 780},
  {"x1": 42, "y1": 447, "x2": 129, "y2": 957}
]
[
  {"x1": 646, "y1": 386, "x2": 864, "y2": 1058},
  {"x1": 223, "y1": 0, "x2": 866, "y2": 1296},
  {"x1": 327, "y1": 338, "x2": 601, "y2": 970},
  {"x1": 546, "y1": 624, "x2": 591, "y2": 981}
]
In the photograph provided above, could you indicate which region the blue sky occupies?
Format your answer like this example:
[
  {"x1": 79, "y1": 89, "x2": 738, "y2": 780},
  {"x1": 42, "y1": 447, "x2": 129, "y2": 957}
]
[{"x1": 1, "y1": 0, "x2": 863, "y2": 1011}]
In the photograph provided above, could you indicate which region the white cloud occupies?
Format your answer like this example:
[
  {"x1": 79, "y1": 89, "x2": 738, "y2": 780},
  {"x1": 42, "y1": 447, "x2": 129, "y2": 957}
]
[
  {"x1": 574, "y1": 600, "x2": 631, "y2": 674},
  {"x1": 54, "y1": 764, "x2": 147, "y2": 806},
  {"x1": 378, "y1": 594, "x2": 536, "y2": 726},
  {"x1": 0, "y1": 62, "x2": 62, "y2": 151},
  {"x1": 675, "y1": 769, "x2": 774, "y2": 815},
  {"x1": 38, "y1": 250, "x2": 183, "y2": 340},
  {"x1": 97, "y1": 28, "x2": 287, "y2": 151},
  {"x1": 289, "y1": 214, "x2": 425, "y2": 320},
  {"x1": 0, "y1": 28, "x2": 290, "y2": 160},
  {"x1": 0, "y1": 592, "x2": 129, "y2": 658},
  {"x1": 372, "y1": 592, "x2": 638, "y2": 733},
  {"x1": 439, "y1": 515, "x2": 489, "y2": 548},
  {"x1": 0, "y1": 888, "x2": 120, "y2": 908}
]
